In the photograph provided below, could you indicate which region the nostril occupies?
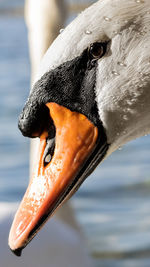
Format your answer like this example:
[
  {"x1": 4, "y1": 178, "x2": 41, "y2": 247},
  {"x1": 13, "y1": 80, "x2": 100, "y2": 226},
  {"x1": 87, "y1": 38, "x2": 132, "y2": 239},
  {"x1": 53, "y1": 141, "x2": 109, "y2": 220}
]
[
  {"x1": 44, "y1": 137, "x2": 55, "y2": 167},
  {"x1": 44, "y1": 154, "x2": 52, "y2": 164}
]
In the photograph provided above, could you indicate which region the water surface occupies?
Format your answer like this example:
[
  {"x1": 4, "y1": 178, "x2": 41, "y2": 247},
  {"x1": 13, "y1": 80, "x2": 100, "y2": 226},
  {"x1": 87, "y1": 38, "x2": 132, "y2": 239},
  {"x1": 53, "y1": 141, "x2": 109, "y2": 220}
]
[{"x1": 0, "y1": 2, "x2": 150, "y2": 267}]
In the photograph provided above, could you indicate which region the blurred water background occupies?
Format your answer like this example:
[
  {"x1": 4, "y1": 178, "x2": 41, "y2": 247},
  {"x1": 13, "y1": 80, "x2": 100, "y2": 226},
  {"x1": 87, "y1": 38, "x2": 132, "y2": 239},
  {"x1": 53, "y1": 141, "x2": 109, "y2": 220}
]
[{"x1": 0, "y1": 1, "x2": 150, "y2": 266}]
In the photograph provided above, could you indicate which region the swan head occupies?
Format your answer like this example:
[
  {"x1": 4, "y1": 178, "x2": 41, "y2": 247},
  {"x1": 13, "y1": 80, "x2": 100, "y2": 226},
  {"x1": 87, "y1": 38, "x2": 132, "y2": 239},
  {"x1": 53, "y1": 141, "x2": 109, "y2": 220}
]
[
  {"x1": 38, "y1": 0, "x2": 150, "y2": 154},
  {"x1": 9, "y1": 0, "x2": 150, "y2": 255}
]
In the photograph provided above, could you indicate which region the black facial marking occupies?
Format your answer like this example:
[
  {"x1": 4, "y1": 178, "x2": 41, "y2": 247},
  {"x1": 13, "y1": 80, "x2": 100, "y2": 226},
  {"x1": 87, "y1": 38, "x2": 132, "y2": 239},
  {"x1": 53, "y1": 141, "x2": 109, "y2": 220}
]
[{"x1": 18, "y1": 48, "x2": 100, "y2": 137}]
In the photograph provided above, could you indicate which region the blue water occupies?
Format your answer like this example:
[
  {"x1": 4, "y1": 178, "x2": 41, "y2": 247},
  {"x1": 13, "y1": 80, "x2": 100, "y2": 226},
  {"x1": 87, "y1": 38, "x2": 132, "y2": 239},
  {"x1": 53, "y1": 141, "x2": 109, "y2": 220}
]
[{"x1": 0, "y1": 2, "x2": 150, "y2": 267}]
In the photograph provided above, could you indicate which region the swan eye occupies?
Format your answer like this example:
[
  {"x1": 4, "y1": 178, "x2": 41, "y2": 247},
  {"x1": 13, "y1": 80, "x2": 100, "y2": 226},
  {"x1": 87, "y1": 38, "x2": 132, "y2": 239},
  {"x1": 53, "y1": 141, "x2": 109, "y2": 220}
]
[{"x1": 89, "y1": 42, "x2": 107, "y2": 60}]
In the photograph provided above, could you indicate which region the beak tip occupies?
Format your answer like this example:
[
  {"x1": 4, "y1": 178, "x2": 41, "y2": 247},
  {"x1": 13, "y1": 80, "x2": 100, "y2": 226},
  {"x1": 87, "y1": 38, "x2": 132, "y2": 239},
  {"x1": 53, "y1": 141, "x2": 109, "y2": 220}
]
[{"x1": 10, "y1": 247, "x2": 23, "y2": 257}]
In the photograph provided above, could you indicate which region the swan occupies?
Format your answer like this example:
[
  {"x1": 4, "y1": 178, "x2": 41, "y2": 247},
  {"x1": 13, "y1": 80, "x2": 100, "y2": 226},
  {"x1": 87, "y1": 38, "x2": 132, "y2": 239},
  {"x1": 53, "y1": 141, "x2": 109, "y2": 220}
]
[{"x1": 9, "y1": 0, "x2": 150, "y2": 257}]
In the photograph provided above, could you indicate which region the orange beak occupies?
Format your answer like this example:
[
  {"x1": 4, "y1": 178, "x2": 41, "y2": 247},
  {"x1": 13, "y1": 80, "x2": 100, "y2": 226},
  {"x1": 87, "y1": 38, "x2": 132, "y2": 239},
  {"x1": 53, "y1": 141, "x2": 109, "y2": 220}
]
[{"x1": 9, "y1": 103, "x2": 99, "y2": 256}]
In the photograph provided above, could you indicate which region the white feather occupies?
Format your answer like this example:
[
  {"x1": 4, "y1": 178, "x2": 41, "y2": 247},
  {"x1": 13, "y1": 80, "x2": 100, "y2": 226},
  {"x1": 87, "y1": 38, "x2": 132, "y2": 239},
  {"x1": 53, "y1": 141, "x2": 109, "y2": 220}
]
[{"x1": 35, "y1": 0, "x2": 150, "y2": 155}]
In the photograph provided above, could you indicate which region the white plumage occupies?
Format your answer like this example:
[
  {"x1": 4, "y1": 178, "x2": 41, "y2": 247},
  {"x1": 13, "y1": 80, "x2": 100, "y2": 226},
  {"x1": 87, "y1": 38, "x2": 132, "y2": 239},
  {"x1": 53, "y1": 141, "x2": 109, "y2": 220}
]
[{"x1": 37, "y1": 0, "x2": 150, "y2": 156}]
